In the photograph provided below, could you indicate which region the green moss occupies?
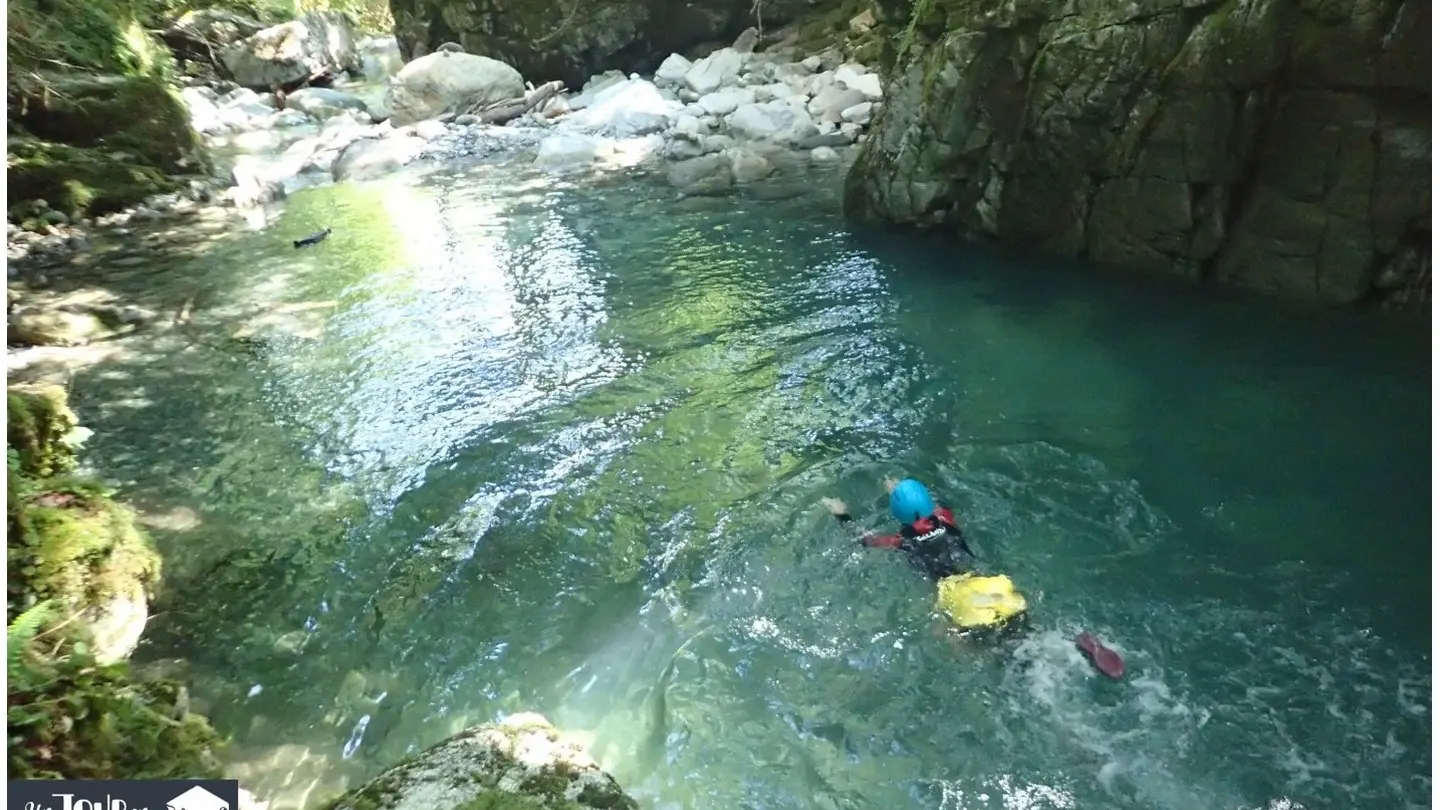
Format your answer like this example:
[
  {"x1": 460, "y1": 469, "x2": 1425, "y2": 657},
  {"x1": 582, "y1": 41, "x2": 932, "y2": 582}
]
[
  {"x1": 8, "y1": 603, "x2": 224, "y2": 780},
  {"x1": 7, "y1": 385, "x2": 80, "y2": 480},
  {"x1": 12, "y1": 74, "x2": 201, "y2": 174},
  {"x1": 7, "y1": 137, "x2": 180, "y2": 220},
  {"x1": 454, "y1": 793, "x2": 551, "y2": 810},
  {"x1": 11, "y1": 480, "x2": 163, "y2": 618}
]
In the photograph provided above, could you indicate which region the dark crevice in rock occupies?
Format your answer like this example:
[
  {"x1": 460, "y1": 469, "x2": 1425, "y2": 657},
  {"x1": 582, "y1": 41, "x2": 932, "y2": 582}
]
[{"x1": 1200, "y1": 83, "x2": 1280, "y2": 287}]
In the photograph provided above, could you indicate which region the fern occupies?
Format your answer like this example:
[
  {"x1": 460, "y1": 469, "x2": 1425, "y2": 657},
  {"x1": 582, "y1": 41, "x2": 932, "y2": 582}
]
[{"x1": 7, "y1": 599, "x2": 57, "y2": 679}]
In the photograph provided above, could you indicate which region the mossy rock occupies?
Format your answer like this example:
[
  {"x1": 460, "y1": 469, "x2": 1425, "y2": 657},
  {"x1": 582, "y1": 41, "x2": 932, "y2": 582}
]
[
  {"x1": 8, "y1": 602, "x2": 225, "y2": 780},
  {"x1": 7, "y1": 475, "x2": 162, "y2": 663},
  {"x1": 319, "y1": 713, "x2": 638, "y2": 810},
  {"x1": 11, "y1": 74, "x2": 202, "y2": 174},
  {"x1": 7, "y1": 137, "x2": 181, "y2": 221},
  {"x1": 8, "y1": 384, "x2": 81, "y2": 480}
]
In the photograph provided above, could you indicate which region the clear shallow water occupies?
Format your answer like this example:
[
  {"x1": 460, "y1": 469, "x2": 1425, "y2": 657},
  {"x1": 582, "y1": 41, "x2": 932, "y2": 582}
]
[{"x1": 61, "y1": 160, "x2": 1430, "y2": 810}]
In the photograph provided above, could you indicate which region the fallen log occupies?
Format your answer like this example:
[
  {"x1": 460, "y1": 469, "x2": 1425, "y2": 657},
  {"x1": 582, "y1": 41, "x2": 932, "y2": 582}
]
[{"x1": 463, "y1": 80, "x2": 565, "y2": 125}]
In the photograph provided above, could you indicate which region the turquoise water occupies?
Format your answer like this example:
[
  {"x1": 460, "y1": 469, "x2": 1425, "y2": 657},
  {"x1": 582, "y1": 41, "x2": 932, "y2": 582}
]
[{"x1": 66, "y1": 160, "x2": 1430, "y2": 810}]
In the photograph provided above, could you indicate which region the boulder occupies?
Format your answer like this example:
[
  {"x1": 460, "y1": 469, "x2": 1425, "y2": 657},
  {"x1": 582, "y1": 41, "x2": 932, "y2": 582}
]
[
  {"x1": 654, "y1": 53, "x2": 693, "y2": 88},
  {"x1": 9, "y1": 74, "x2": 202, "y2": 175},
  {"x1": 844, "y1": 0, "x2": 1431, "y2": 308},
  {"x1": 559, "y1": 78, "x2": 680, "y2": 137},
  {"x1": 162, "y1": 8, "x2": 264, "y2": 62},
  {"x1": 684, "y1": 47, "x2": 744, "y2": 95},
  {"x1": 317, "y1": 713, "x2": 638, "y2": 810},
  {"x1": 833, "y1": 63, "x2": 883, "y2": 101},
  {"x1": 219, "y1": 12, "x2": 361, "y2": 90},
  {"x1": 697, "y1": 87, "x2": 756, "y2": 116},
  {"x1": 727, "y1": 100, "x2": 817, "y2": 143},
  {"x1": 808, "y1": 84, "x2": 867, "y2": 123},
  {"x1": 385, "y1": 51, "x2": 525, "y2": 127}
]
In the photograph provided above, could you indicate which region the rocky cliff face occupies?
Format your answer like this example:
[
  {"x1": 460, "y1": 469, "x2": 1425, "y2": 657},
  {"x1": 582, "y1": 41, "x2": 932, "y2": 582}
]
[
  {"x1": 844, "y1": 0, "x2": 1430, "y2": 308},
  {"x1": 388, "y1": 0, "x2": 842, "y2": 87}
]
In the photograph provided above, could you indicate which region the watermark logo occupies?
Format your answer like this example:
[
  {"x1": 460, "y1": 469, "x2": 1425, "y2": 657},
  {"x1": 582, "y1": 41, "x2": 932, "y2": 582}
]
[{"x1": 10, "y1": 780, "x2": 240, "y2": 810}]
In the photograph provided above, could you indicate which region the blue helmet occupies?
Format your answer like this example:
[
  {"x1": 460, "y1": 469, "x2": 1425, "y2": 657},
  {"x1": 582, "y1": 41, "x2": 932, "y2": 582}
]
[{"x1": 889, "y1": 478, "x2": 936, "y2": 523}]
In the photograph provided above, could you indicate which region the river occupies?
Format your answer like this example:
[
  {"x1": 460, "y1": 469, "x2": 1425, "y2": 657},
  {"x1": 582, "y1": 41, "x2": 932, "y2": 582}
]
[{"x1": 60, "y1": 157, "x2": 1430, "y2": 810}]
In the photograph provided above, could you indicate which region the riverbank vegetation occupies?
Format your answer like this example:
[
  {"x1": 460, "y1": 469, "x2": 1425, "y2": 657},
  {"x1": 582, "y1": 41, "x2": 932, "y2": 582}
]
[
  {"x1": 5, "y1": 0, "x2": 390, "y2": 224},
  {"x1": 7, "y1": 385, "x2": 224, "y2": 779}
]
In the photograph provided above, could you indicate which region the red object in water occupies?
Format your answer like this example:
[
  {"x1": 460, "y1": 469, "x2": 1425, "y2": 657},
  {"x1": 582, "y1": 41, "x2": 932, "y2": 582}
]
[{"x1": 1076, "y1": 632, "x2": 1125, "y2": 679}]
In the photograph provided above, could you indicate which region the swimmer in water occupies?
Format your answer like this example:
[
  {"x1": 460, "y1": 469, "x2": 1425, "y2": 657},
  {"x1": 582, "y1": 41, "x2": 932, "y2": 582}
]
[
  {"x1": 822, "y1": 476, "x2": 1125, "y2": 677},
  {"x1": 821, "y1": 477, "x2": 978, "y2": 581}
]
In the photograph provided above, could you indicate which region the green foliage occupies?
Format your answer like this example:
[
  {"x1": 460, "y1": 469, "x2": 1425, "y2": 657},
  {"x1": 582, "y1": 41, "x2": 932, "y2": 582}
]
[
  {"x1": 298, "y1": 0, "x2": 393, "y2": 35},
  {"x1": 7, "y1": 604, "x2": 224, "y2": 781},
  {"x1": 7, "y1": 0, "x2": 171, "y2": 78},
  {"x1": 6, "y1": 388, "x2": 221, "y2": 782},
  {"x1": 7, "y1": 386, "x2": 80, "y2": 480}
]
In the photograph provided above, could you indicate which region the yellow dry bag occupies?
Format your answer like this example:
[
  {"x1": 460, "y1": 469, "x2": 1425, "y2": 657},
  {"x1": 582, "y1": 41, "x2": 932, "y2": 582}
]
[{"x1": 935, "y1": 573, "x2": 1028, "y2": 629}]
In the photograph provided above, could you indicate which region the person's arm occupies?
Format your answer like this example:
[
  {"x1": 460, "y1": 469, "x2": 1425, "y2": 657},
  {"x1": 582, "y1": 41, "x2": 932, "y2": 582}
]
[
  {"x1": 820, "y1": 498, "x2": 902, "y2": 548},
  {"x1": 934, "y1": 505, "x2": 978, "y2": 559}
]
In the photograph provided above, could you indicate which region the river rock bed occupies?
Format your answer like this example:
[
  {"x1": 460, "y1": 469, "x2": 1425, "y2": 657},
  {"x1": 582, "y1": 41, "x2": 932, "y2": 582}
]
[{"x1": 7, "y1": 24, "x2": 880, "y2": 279}]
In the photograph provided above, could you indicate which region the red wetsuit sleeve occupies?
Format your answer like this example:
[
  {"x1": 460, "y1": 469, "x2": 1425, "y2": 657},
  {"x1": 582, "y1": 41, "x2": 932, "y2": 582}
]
[
  {"x1": 935, "y1": 505, "x2": 956, "y2": 524},
  {"x1": 863, "y1": 531, "x2": 902, "y2": 549}
]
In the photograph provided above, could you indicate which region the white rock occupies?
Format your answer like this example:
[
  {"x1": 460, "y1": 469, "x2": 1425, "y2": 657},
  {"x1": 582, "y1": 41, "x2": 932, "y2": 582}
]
[
  {"x1": 697, "y1": 87, "x2": 755, "y2": 117},
  {"x1": 807, "y1": 85, "x2": 867, "y2": 124},
  {"x1": 571, "y1": 70, "x2": 628, "y2": 110},
  {"x1": 414, "y1": 120, "x2": 449, "y2": 140},
  {"x1": 816, "y1": 120, "x2": 836, "y2": 135},
  {"x1": 181, "y1": 87, "x2": 222, "y2": 133},
  {"x1": 534, "y1": 134, "x2": 607, "y2": 170},
  {"x1": 683, "y1": 47, "x2": 744, "y2": 95},
  {"x1": 840, "y1": 122, "x2": 863, "y2": 141},
  {"x1": 840, "y1": 101, "x2": 873, "y2": 125},
  {"x1": 811, "y1": 146, "x2": 840, "y2": 162},
  {"x1": 562, "y1": 78, "x2": 679, "y2": 136},
  {"x1": 386, "y1": 51, "x2": 525, "y2": 126},
  {"x1": 727, "y1": 100, "x2": 816, "y2": 143},
  {"x1": 807, "y1": 70, "x2": 837, "y2": 97},
  {"x1": 800, "y1": 55, "x2": 823, "y2": 72},
  {"x1": 219, "y1": 11, "x2": 359, "y2": 89},
  {"x1": 673, "y1": 115, "x2": 703, "y2": 136},
  {"x1": 654, "y1": 53, "x2": 692, "y2": 87},
  {"x1": 835, "y1": 64, "x2": 883, "y2": 101}
]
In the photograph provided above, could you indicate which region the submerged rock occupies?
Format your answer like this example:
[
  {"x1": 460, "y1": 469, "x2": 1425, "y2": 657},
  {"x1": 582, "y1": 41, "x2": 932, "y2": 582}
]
[
  {"x1": 318, "y1": 712, "x2": 638, "y2": 810},
  {"x1": 844, "y1": 0, "x2": 1431, "y2": 307}
]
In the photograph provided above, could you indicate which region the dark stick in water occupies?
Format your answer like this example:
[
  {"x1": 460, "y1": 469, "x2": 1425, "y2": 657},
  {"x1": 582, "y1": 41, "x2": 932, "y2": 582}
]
[{"x1": 294, "y1": 228, "x2": 333, "y2": 249}]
